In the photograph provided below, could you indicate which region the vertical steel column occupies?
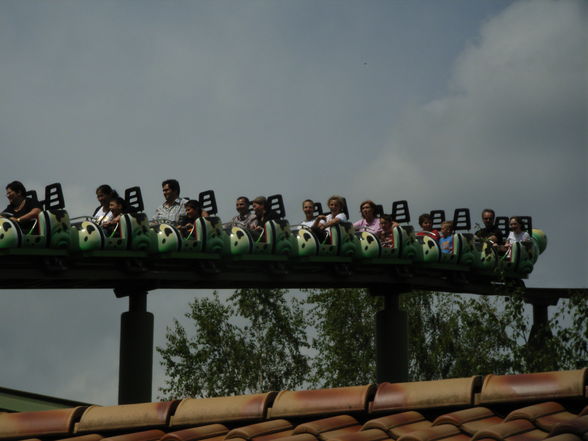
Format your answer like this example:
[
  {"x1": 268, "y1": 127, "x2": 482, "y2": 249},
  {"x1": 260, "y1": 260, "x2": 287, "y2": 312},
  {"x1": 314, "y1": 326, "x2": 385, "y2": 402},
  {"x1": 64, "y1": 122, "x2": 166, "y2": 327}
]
[
  {"x1": 371, "y1": 287, "x2": 408, "y2": 383},
  {"x1": 117, "y1": 289, "x2": 153, "y2": 404}
]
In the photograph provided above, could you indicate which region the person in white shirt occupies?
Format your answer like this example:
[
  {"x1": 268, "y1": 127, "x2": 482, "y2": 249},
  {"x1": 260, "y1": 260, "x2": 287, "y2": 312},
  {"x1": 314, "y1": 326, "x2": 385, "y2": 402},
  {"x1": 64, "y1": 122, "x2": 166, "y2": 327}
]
[
  {"x1": 316, "y1": 195, "x2": 348, "y2": 235},
  {"x1": 504, "y1": 216, "x2": 531, "y2": 256},
  {"x1": 93, "y1": 184, "x2": 117, "y2": 225}
]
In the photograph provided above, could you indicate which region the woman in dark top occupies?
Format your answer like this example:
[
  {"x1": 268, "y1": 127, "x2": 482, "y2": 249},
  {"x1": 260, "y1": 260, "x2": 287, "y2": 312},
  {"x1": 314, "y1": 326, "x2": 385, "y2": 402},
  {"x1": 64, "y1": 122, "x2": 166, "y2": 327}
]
[
  {"x1": 178, "y1": 200, "x2": 208, "y2": 236},
  {"x1": 2, "y1": 181, "x2": 42, "y2": 232}
]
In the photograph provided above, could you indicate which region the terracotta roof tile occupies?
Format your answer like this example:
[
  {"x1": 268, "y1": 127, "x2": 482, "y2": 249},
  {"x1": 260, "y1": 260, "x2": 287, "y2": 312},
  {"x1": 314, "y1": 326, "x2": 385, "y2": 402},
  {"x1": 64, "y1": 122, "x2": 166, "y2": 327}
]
[
  {"x1": 362, "y1": 412, "x2": 432, "y2": 439},
  {"x1": 326, "y1": 428, "x2": 390, "y2": 441},
  {"x1": 76, "y1": 402, "x2": 175, "y2": 433},
  {"x1": 293, "y1": 415, "x2": 360, "y2": 438},
  {"x1": 433, "y1": 407, "x2": 503, "y2": 436},
  {"x1": 226, "y1": 420, "x2": 293, "y2": 440},
  {"x1": 100, "y1": 429, "x2": 165, "y2": 441},
  {"x1": 270, "y1": 434, "x2": 318, "y2": 441},
  {"x1": 548, "y1": 415, "x2": 588, "y2": 439},
  {"x1": 269, "y1": 387, "x2": 375, "y2": 419},
  {"x1": 371, "y1": 377, "x2": 481, "y2": 412},
  {"x1": 543, "y1": 435, "x2": 582, "y2": 441},
  {"x1": 159, "y1": 424, "x2": 229, "y2": 441},
  {"x1": 56, "y1": 435, "x2": 104, "y2": 441},
  {"x1": 0, "y1": 406, "x2": 86, "y2": 439},
  {"x1": 171, "y1": 393, "x2": 275, "y2": 427},
  {"x1": 471, "y1": 420, "x2": 547, "y2": 441},
  {"x1": 396, "y1": 424, "x2": 466, "y2": 441},
  {"x1": 505, "y1": 403, "x2": 578, "y2": 432},
  {"x1": 479, "y1": 370, "x2": 587, "y2": 405}
]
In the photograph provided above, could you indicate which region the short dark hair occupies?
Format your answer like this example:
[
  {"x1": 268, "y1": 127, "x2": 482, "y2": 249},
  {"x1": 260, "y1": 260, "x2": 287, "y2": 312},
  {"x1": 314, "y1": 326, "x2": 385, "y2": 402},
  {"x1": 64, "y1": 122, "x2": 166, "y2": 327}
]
[
  {"x1": 162, "y1": 179, "x2": 180, "y2": 194},
  {"x1": 302, "y1": 199, "x2": 314, "y2": 207},
  {"x1": 509, "y1": 216, "x2": 525, "y2": 230},
  {"x1": 481, "y1": 208, "x2": 495, "y2": 218},
  {"x1": 237, "y1": 196, "x2": 250, "y2": 204},
  {"x1": 6, "y1": 181, "x2": 26, "y2": 196},
  {"x1": 185, "y1": 199, "x2": 201, "y2": 210},
  {"x1": 381, "y1": 214, "x2": 393, "y2": 222},
  {"x1": 418, "y1": 213, "x2": 432, "y2": 226},
  {"x1": 110, "y1": 196, "x2": 127, "y2": 212}
]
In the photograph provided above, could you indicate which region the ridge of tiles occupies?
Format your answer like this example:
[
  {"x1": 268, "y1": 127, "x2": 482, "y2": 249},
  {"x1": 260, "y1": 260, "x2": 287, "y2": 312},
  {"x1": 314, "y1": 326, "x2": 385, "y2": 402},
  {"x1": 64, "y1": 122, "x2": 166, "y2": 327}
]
[{"x1": 0, "y1": 370, "x2": 587, "y2": 441}]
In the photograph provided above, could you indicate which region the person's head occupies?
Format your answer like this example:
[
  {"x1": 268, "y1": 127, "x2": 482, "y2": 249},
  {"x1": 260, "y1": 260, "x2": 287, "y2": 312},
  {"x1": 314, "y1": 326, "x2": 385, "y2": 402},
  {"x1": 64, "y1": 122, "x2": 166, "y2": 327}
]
[
  {"x1": 302, "y1": 199, "x2": 314, "y2": 220},
  {"x1": 359, "y1": 200, "x2": 377, "y2": 221},
  {"x1": 162, "y1": 179, "x2": 180, "y2": 203},
  {"x1": 185, "y1": 200, "x2": 202, "y2": 220},
  {"x1": 109, "y1": 196, "x2": 126, "y2": 216},
  {"x1": 419, "y1": 213, "x2": 433, "y2": 231},
  {"x1": 235, "y1": 196, "x2": 250, "y2": 215},
  {"x1": 481, "y1": 209, "x2": 496, "y2": 229},
  {"x1": 440, "y1": 221, "x2": 453, "y2": 236},
  {"x1": 380, "y1": 214, "x2": 394, "y2": 232},
  {"x1": 252, "y1": 196, "x2": 267, "y2": 217},
  {"x1": 96, "y1": 184, "x2": 117, "y2": 207},
  {"x1": 327, "y1": 195, "x2": 344, "y2": 215},
  {"x1": 5, "y1": 181, "x2": 26, "y2": 203},
  {"x1": 509, "y1": 216, "x2": 524, "y2": 233}
]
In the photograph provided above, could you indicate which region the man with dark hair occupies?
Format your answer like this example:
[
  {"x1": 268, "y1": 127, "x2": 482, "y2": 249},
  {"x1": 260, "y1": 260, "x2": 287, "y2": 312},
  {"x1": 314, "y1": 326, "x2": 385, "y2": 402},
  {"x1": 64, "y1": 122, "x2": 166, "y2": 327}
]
[
  {"x1": 475, "y1": 208, "x2": 504, "y2": 245},
  {"x1": 152, "y1": 179, "x2": 186, "y2": 226},
  {"x1": 231, "y1": 196, "x2": 254, "y2": 229}
]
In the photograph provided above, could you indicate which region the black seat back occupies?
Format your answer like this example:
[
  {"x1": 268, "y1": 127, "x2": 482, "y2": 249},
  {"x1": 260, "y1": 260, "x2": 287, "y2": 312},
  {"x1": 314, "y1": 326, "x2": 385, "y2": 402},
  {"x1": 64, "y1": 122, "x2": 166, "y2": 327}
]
[
  {"x1": 124, "y1": 186, "x2": 144, "y2": 213},
  {"x1": 313, "y1": 202, "x2": 324, "y2": 217},
  {"x1": 518, "y1": 216, "x2": 533, "y2": 233},
  {"x1": 199, "y1": 190, "x2": 217, "y2": 216},
  {"x1": 341, "y1": 197, "x2": 350, "y2": 219},
  {"x1": 375, "y1": 204, "x2": 384, "y2": 218},
  {"x1": 44, "y1": 183, "x2": 65, "y2": 210},
  {"x1": 452, "y1": 208, "x2": 471, "y2": 232},
  {"x1": 267, "y1": 194, "x2": 286, "y2": 219},
  {"x1": 430, "y1": 210, "x2": 446, "y2": 230},
  {"x1": 392, "y1": 200, "x2": 410, "y2": 223},
  {"x1": 495, "y1": 216, "x2": 509, "y2": 239},
  {"x1": 26, "y1": 190, "x2": 40, "y2": 205}
]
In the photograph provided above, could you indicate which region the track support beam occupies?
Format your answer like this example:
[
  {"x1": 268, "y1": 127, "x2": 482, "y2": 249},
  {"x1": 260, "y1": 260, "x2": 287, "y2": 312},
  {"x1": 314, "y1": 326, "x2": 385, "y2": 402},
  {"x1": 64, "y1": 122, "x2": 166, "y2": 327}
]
[
  {"x1": 371, "y1": 287, "x2": 409, "y2": 383},
  {"x1": 117, "y1": 289, "x2": 153, "y2": 404}
]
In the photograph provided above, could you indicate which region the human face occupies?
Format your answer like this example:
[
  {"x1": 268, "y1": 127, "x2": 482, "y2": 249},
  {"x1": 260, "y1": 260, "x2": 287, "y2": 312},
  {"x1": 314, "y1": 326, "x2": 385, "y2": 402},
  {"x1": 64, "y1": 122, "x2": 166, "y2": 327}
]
[
  {"x1": 96, "y1": 191, "x2": 109, "y2": 207},
  {"x1": 328, "y1": 199, "x2": 341, "y2": 215},
  {"x1": 109, "y1": 200, "x2": 122, "y2": 216},
  {"x1": 5, "y1": 187, "x2": 22, "y2": 205},
  {"x1": 482, "y1": 211, "x2": 495, "y2": 228},
  {"x1": 361, "y1": 203, "x2": 374, "y2": 221},
  {"x1": 185, "y1": 205, "x2": 198, "y2": 219},
  {"x1": 303, "y1": 201, "x2": 314, "y2": 220},
  {"x1": 420, "y1": 219, "x2": 433, "y2": 231},
  {"x1": 509, "y1": 219, "x2": 522, "y2": 233},
  {"x1": 380, "y1": 218, "x2": 392, "y2": 232},
  {"x1": 252, "y1": 201, "x2": 264, "y2": 217},
  {"x1": 236, "y1": 198, "x2": 249, "y2": 215},
  {"x1": 162, "y1": 184, "x2": 177, "y2": 203},
  {"x1": 441, "y1": 224, "x2": 452, "y2": 236}
]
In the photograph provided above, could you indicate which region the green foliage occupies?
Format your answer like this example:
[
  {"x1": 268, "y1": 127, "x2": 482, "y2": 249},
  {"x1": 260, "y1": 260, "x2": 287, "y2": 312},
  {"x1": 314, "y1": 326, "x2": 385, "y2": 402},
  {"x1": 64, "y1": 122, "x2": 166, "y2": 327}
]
[
  {"x1": 159, "y1": 287, "x2": 587, "y2": 399},
  {"x1": 158, "y1": 289, "x2": 310, "y2": 398}
]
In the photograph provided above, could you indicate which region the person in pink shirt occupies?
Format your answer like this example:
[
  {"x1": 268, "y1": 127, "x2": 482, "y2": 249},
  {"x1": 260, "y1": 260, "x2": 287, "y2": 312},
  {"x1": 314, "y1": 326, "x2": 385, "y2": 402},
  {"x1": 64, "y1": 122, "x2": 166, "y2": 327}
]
[{"x1": 353, "y1": 200, "x2": 381, "y2": 234}]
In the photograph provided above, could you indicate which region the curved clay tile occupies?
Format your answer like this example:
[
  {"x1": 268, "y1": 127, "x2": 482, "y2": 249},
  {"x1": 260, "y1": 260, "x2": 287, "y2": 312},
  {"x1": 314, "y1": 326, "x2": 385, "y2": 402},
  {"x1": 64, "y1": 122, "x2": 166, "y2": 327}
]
[
  {"x1": 505, "y1": 402, "x2": 577, "y2": 432},
  {"x1": 396, "y1": 424, "x2": 463, "y2": 441},
  {"x1": 370, "y1": 377, "x2": 481, "y2": 412},
  {"x1": 432, "y1": 408, "x2": 503, "y2": 436},
  {"x1": 75, "y1": 402, "x2": 176, "y2": 433},
  {"x1": 471, "y1": 419, "x2": 545, "y2": 441},
  {"x1": 270, "y1": 434, "x2": 318, "y2": 441},
  {"x1": 548, "y1": 415, "x2": 588, "y2": 438},
  {"x1": 326, "y1": 428, "x2": 390, "y2": 441},
  {"x1": 100, "y1": 429, "x2": 165, "y2": 441},
  {"x1": 171, "y1": 393, "x2": 276, "y2": 427},
  {"x1": 226, "y1": 419, "x2": 293, "y2": 440},
  {"x1": 293, "y1": 415, "x2": 359, "y2": 437},
  {"x1": 0, "y1": 407, "x2": 86, "y2": 439},
  {"x1": 269, "y1": 386, "x2": 376, "y2": 418},
  {"x1": 542, "y1": 435, "x2": 581, "y2": 441},
  {"x1": 362, "y1": 412, "x2": 432, "y2": 438},
  {"x1": 160, "y1": 424, "x2": 228, "y2": 441},
  {"x1": 56, "y1": 435, "x2": 104, "y2": 441},
  {"x1": 479, "y1": 369, "x2": 587, "y2": 405}
]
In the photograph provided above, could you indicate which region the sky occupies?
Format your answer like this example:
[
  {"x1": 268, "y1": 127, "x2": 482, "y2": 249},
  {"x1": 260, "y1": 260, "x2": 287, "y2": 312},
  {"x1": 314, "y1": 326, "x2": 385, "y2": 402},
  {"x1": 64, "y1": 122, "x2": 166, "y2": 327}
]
[{"x1": 0, "y1": 0, "x2": 586, "y2": 405}]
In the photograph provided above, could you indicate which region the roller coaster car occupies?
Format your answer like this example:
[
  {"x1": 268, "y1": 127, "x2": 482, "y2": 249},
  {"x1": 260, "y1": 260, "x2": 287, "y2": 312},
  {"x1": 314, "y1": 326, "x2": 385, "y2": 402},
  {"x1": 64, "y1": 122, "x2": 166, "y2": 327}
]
[
  {"x1": 357, "y1": 201, "x2": 418, "y2": 260},
  {"x1": 76, "y1": 186, "x2": 154, "y2": 252},
  {"x1": 230, "y1": 194, "x2": 296, "y2": 256},
  {"x1": 155, "y1": 190, "x2": 229, "y2": 255},
  {"x1": 0, "y1": 183, "x2": 71, "y2": 251},
  {"x1": 498, "y1": 217, "x2": 545, "y2": 276}
]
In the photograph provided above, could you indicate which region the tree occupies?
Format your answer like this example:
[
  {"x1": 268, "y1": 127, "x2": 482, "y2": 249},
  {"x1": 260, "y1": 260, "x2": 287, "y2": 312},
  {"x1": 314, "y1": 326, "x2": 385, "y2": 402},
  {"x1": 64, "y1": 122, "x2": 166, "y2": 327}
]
[
  {"x1": 158, "y1": 288, "x2": 310, "y2": 398},
  {"x1": 158, "y1": 287, "x2": 587, "y2": 398}
]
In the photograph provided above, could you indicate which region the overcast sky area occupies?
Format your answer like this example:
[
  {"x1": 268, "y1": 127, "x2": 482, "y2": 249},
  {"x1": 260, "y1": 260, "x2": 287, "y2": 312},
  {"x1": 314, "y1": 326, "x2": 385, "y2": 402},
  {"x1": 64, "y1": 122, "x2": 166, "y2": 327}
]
[{"x1": 0, "y1": 0, "x2": 586, "y2": 406}]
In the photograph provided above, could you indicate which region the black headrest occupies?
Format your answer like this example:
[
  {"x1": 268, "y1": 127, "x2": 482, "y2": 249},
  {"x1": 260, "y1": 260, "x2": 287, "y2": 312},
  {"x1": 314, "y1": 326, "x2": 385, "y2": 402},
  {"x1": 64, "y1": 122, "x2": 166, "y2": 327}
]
[
  {"x1": 429, "y1": 210, "x2": 446, "y2": 230},
  {"x1": 392, "y1": 200, "x2": 410, "y2": 223},
  {"x1": 44, "y1": 183, "x2": 65, "y2": 210},
  {"x1": 341, "y1": 197, "x2": 349, "y2": 219},
  {"x1": 313, "y1": 202, "x2": 324, "y2": 217},
  {"x1": 375, "y1": 204, "x2": 384, "y2": 218},
  {"x1": 124, "y1": 186, "x2": 144, "y2": 212},
  {"x1": 517, "y1": 216, "x2": 533, "y2": 233},
  {"x1": 199, "y1": 190, "x2": 217, "y2": 216},
  {"x1": 495, "y1": 216, "x2": 509, "y2": 239},
  {"x1": 452, "y1": 208, "x2": 471, "y2": 231},
  {"x1": 267, "y1": 194, "x2": 286, "y2": 219},
  {"x1": 26, "y1": 190, "x2": 39, "y2": 204}
]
